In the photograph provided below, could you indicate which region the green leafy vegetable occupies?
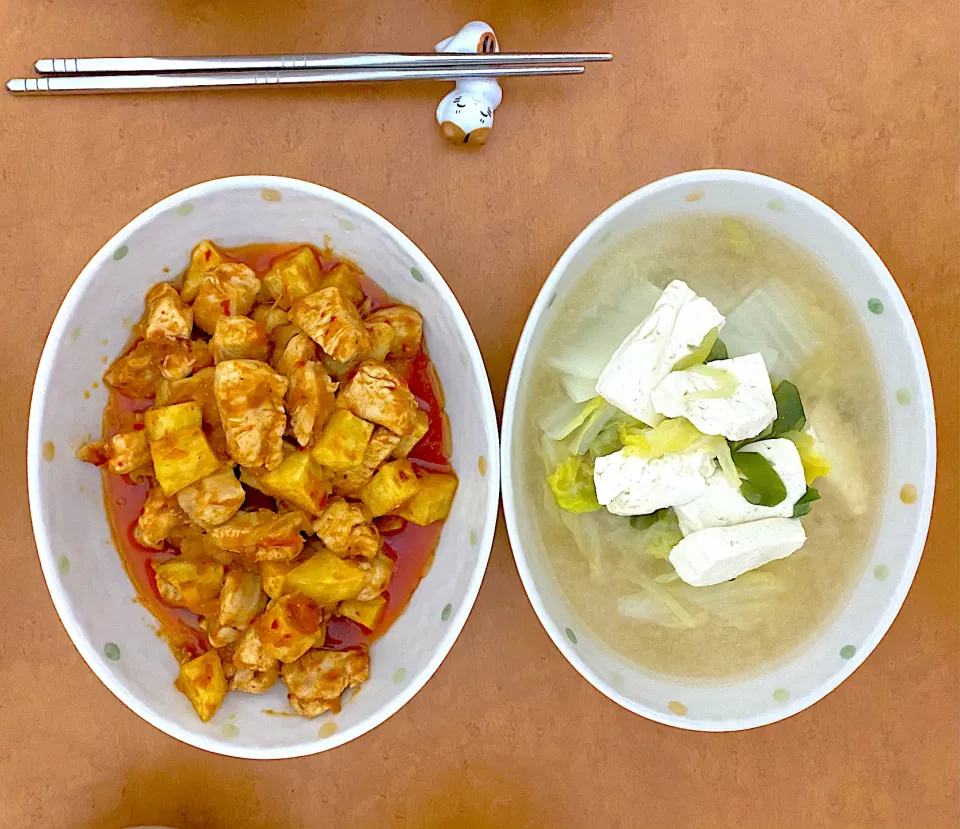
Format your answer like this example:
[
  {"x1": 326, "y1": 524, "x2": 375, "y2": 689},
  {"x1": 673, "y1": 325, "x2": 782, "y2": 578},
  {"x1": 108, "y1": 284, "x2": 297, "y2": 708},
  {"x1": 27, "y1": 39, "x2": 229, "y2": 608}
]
[
  {"x1": 630, "y1": 510, "x2": 665, "y2": 531},
  {"x1": 644, "y1": 510, "x2": 684, "y2": 559},
  {"x1": 547, "y1": 456, "x2": 601, "y2": 513},
  {"x1": 792, "y1": 486, "x2": 821, "y2": 517},
  {"x1": 672, "y1": 327, "x2": 720, "y2": 371},
  {"x1": 706, "y1": 337, "x2": 729, "y2": 362},
  {"x1": 732, "y1": 450, "x2": 787, "y2": 506},
  {"x1": 771, "y1": 381, "x2": 806, "y2": 435}
]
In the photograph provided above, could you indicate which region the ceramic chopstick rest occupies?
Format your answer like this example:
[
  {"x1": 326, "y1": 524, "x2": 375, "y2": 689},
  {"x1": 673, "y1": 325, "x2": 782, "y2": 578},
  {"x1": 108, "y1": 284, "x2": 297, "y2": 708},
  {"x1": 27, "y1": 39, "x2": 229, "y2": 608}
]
[{"x1": 435, "y1": 21, "x2": 502, "y2": 146}]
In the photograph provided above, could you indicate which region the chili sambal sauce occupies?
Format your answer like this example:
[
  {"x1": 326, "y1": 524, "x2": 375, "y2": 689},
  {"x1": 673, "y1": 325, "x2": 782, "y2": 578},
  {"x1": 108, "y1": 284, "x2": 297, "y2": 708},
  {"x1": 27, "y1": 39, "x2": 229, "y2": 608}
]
[{"x1": 99, "y1": 241, "x2": 454, "y2": 661}]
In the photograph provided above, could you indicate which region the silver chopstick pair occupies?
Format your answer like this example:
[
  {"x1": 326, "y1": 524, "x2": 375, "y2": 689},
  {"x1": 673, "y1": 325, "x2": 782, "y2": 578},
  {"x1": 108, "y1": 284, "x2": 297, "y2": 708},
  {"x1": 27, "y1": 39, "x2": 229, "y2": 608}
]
[{"x1": 7, "y1": 52, "x2": 612, "y2": 96}]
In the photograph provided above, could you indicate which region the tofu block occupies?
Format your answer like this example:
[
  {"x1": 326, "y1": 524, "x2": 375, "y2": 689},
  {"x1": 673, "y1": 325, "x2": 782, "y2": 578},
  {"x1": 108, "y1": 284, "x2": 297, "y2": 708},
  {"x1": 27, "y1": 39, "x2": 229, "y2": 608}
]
[
  {"x1": 255, "y1": 594, "x2": 325, "y2": 663},
  {"x1": 394, "y1": 473, "x2": 458, "y2": 525},
  {"x1": 176, "y1": 651, "x2": 228, "y2": 722},
  {"x1": 255, "y1": 450, "x2": 331, "y2": 515},
  {"x1": 144, "y1": 401, "x2": 203, "y2": 441},
  {"x1": 596, "y1": 280, "x2": 725, "y2": 425},
  {"x1": 289, "y1": 286, "x2": 371, "y2": 361},
  {"x1": 210, "y1": 316, "x2": 269, "y2": 364},
  {"x1": 651, "y1": 353, "x2": 777, "y2": 441},
  {"x1": 262, "y1": 247, "x2": 324, "y2": 309},
  {"x1": 669, "y1": 517, "x2": 807, "y2": 587},
  {"x1": 311, "y1": 409, "x2": 374, "y2": 470},
  {"x1": 392, "y1": 410, "x2": 430, "y2": 458},
  {"x1": 359, "y1": 459, "x2": 420, "y2": 517},
  {"x1": 176, "y1": 465, "x2": 246, "y2": 528},
  {"x1": 143, "y1": 283, "x2": 194, "y2": 342},
  {"x1": 193, "y1": 263, "x2": 262, "y2": 335},
  {"x1": 150, "y1": 426, "x2": 222, "y2": 496},
  {"x1": 593, "y1": 448, "x2": 714, "y2": 516},
  {"x1": 284, "y1": 550, "x2": 368, "y2": 607},
  {"x1": 181, "y1": 240, "x2": 225, "y2": 304},
  {"x1": 320, "y1": 263, "x2": 365, "y2": 305},
  {"x1": 336, "y1": 361, "x2": 420, "y2": 436},
  {"x1": 154, "y1": 558, "x2": 225, "y2": 616},
  {"x1": 366, "y1": 305, "x2": 423, "y2": 358},
  {"x1": 337, "y1": 596, "x2": 387, "y2": 630}
]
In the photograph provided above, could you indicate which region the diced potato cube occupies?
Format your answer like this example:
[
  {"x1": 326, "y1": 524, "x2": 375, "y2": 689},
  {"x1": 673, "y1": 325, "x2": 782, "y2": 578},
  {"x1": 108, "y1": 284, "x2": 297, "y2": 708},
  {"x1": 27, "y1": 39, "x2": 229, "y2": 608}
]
[
  {"x1": 104, "y1": 430, "x2": 151, "y2": 475},
  {"x1": 320, "y1": 263, "x2": 365, "y2": 305},
  {"x1": 359, "y1": 460, "x2": 420, "y2": 517},
  {"x1": 336, "y1": 361, "x2": 419, "y2": 436},
  {"x1": 144, "y1": 401, "x2": 203, "y2": 441},
  {"x1": 255, "y1": 593, "x2": 325, "y2": 663},
  {"x1": 365, "y1": 305, "x2": 423, "y2": 358},
  {"x1": 176, "y1": 651, "x2": 228, "y2": 722},
  {"x1": 337, "y1": 596, "x2": 387, "y2": 630},
  {"x1": 150, "y1": 426, "x2": 221, "y2": 496},
  {"x1": 255, "y1": 450, "x2": 331, "y2": 515},
  {"x1": 284, "y1": 550, "x2": 368, "y2": 607},
  {"x1": 181, "y1": 240, "x2": 225, "y2": 304},
  {"x1": 176, "y1": 465, "x2": 246, "y2": 528},
  {"x1": 311, "y1": 409, "x2": 374, "y2": 470},
  {"x1": 157, "y1": 367, "x2": 219, "y2": 428},
  {"x1": 155, "y1": 557, "x2": 225, "y2": 616},
  {"x1": 143, "y1": 283, "x2": 194, "y2": 343},
  {"x1": 262, "y1": 247, "x2": 324, "y2": 309},
  {"x1": 393, "y1": 410, "x2": 430, "y2": 458},
  {"x1": 193, "y1": 263, "x2": 261, "y2": 335},
  {"x1": 395, "y1": 473, "x2": 458, "y2": 525},
  {"x1": 289, "y1": 287, "x2": 371, "y2": 361},
  {"x1": 260, "y1": 559, "x2": 299, "y2": 599},
  {"x1": 210, "y1": 316, "x2": 269, "y2": 364}
]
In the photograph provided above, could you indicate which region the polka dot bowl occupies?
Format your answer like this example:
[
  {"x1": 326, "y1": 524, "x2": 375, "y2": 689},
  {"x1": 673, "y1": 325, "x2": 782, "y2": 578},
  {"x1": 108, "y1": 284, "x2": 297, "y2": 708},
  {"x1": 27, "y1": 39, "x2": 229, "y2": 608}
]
[
  {"x1": 501, "y1": 170, "x2": 935, "y2": 731},
  {"x1": 27, "y1": 176, "x2": 499, "y2": 757}
]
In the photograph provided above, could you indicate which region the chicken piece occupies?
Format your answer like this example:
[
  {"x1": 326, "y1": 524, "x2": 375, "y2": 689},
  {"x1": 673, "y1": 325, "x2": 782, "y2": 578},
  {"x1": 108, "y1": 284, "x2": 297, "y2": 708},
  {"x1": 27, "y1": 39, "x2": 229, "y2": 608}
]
[
  {"x1": 335, "y1": 361, "x2": 419, "y2": 436},
  {"x1": 312, "y1": 498, "x2": 381, "y2": 559},
  {"x1": 213, "y1": 359, "x2": 288, "y2": 470},
  {"x1": 337, "y1": 595, "x2": 387, "y2": 631},
  {"x1": 356, "y1": 553, "x2": 394, "y2": 601},
  {"x1": 395, "y1": 472, "x2": 459, "y2": 526},
  {"x1": 262, "y1": 247, "x2": 324, "y2": 309},
  {"x1": 217, "y1": 564, "x2": 267, "y2": 630},
  {"x1": 176, "y1": 651, "x2": 228, "y2": 722},
  {"x1": 149, "y1": 426, "x2": 221, "y2": 496},
  {"x1": 103, "y1": 430, "x2": 151, "y2": 476},
  {"x1": 287, "y1": 695, "x2": 338, "y2": 718},
  {"x1": 311, "y1": 409, "x2": 374, "y2": 470},
  {"x1": 144, "y1": 401, "x2": 202, "y2": 441},
  {"x1": 180, "y1": 240, "x2": 225, "y2": 304},
  {"x1": 359, "y1": 459, "x2": 420, "y2": 517},
  {"x1": 135, "y1": 485, "x2": 186, "y2": 549},
  {"x1": 248, "y1": 451, "x2": 331, "y2": 516},
  {"x1": 230, "y1": 665, "x2": 279, "y2": 694},
  {"x1": 319, "y1": 263, "x2": 365, "y2": 305},
  {"x1": 326, "y1": 427, "x2": 401, "y2": 497},
  {"x1": 154, "y1": 557, "x2": 225, "y2": 616},
  {"x1": 193, "y1": 263, "x2": 262, "y2": 335},
  {"x1": 289, "y1": 287, "x2": 371, "y2": 361},
  {"x1": 161, "y1": 340, "x2": 213, "y2": 381},
  {"x1": 362, "y1": 321, "x2": 394, "y2": 361},
  {"x1": 256, "y1": 593, "x2": 326, "y2": 663},
  {"x1": 157, "y1": 367, "x2": 220, "y2": 428},
  {"x1": 281, "y1": 648, "x2": 370, "y2": 704},
  {"x1": 210, "y1": 316, "x2": 270, "y2": 364},
  {"x1": 208, "y1": 508, "x2": 308, "y2": 561},
  {"x1": 366, "y1": 305, "x2": 423, "y2": 358},
  {"x1": 271, "y1": 329, "x2": 318, "y2": 379},
  {"x1": 252, "y1": 305, "x2": 289, "y2": 336},
  {"x1": 76, "y1": 439, "x2": 108, "y2": 466},
  {"x1": 176, "y1": 465, "x2": 246, "y2": 529},
  {"x1": 142, "y1": 283, "x2": 194, "y2": 343},
  {"x1": 103, "y1": 340, "x2": 171, "y2": 399},
  {"x1": 287, "y1": 361, "x2": 337, "y2": 447},
  {"x1": 206, "y1": 620, "x2": 241, "y2": 648},
  {"x1": 283, "y1": 550, "x2": 369, "y2": 607},
  {"x1": 232, "y1": 624, "x2": 277, "y2": 672},
  {"x1": 392, "y1": 409, "x2": 430, "y2": 459},
  {"x1": 167, "y1": 523, "x2": 224, "y2": 561}
]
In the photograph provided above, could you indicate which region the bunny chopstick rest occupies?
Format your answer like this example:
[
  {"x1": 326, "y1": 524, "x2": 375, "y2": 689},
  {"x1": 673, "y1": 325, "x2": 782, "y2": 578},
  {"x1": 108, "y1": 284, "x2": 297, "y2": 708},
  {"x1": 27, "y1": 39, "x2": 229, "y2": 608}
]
[{"x1": 435, "y1": 21, "x2": 503, "y2": 146}]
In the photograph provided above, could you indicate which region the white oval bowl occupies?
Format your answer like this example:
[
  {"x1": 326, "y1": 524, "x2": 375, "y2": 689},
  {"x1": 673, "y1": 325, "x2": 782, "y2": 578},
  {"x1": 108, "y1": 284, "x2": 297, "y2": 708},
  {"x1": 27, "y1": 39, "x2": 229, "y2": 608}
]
[
  {"x1": 27, "y1": 175, "x2": 500, "y2": 758},
  {"x1": 501, "y1": 170, "x2": 935, "y2": 731}
]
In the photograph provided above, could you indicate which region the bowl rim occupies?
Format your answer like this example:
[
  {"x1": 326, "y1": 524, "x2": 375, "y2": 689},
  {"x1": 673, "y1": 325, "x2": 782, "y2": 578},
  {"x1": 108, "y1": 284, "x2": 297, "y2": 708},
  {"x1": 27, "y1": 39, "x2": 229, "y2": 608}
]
[
  {"x1": 27, "y1": 174, "x2": 501, "y2": 758},
  {"x1": 500, "y1": 168, "x2": 936, "y2": 732}
]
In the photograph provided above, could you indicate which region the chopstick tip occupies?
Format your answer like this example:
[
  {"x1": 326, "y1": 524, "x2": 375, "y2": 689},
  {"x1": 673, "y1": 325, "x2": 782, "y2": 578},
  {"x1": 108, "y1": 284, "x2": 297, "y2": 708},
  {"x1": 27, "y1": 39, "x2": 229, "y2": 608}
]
[
  {"x1": 6, "y1": 78, "x2": 25, "y2": 94},
  {"x1": 34, "y1": 59, "x2": 53, "y2": 74}
]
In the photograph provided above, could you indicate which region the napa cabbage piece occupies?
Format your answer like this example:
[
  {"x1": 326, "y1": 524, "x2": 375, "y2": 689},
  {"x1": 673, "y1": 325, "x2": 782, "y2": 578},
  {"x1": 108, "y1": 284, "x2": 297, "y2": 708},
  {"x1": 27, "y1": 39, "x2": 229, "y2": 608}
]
[
  {"x1": 547, "y1": 456, "x2": 601, "y2": 513},
  {"x1": 672, "y1": 327, "x2": 720, "y2": 371},
  {"x1": 783, "y1": 429, "x2": 832, "y2": 484},
  {"x1": 539, "y1": 396, "x2": 608, "y2": 441},
  {"x1": 678, "y1": 365, "x2": 740, "y2": 401},
  {"x1": 618, "y1": 417, "x2": 706, "y2": 459},
  {"x1": 567, "y1": 401, "x2": 615, "y2": 455},
  {"x1": 559, "y1": 372, "x2": 600, "y2": 403},
  {"x1": 631, "y1": 508, "x2": 684, "y2": 559}
]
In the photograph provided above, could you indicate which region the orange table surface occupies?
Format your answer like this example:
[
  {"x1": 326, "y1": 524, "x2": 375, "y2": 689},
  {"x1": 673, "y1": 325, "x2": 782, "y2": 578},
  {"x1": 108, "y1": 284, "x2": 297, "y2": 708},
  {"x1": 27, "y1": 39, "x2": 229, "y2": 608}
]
[{"x1": 0, "y1": 2, "x2": 957, "y2": 828}]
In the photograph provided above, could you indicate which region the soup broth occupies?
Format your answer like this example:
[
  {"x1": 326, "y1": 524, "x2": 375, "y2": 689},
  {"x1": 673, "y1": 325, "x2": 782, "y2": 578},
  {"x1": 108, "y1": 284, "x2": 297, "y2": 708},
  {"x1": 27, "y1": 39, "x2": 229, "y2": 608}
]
[{"x1": 519, "y1": 214, "x2": 887, "y2": 679}]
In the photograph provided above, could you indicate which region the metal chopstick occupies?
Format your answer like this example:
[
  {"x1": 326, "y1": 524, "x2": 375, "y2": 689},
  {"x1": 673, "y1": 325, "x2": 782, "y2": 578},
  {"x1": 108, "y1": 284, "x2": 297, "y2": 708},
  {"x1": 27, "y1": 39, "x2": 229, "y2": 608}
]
[
  {"x1": 35, "y1": 52, "x2": 611, "y2": 75},
  {"x1": 7, "y1": 64, "x2": 585, "y2": 96}
]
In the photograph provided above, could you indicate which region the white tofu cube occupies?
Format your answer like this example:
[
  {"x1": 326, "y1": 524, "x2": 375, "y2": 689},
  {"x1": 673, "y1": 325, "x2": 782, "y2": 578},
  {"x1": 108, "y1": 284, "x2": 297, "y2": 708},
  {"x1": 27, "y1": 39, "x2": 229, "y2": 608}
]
[
  {"x1": 668, "y1": 517, "x2": 806, "y2": 586},
  {"x1": 595, "y1": 281, "x2": 724, "y2": 425},
  {"x1": 674, "y1": 438, "x2": 807, "y2": 535},
  {"x1": 593, "y1": 448, "x2": 715, "y2": 516},
  {"x1": 650, "y1": 353, "x2": 776, "y2": 441}
]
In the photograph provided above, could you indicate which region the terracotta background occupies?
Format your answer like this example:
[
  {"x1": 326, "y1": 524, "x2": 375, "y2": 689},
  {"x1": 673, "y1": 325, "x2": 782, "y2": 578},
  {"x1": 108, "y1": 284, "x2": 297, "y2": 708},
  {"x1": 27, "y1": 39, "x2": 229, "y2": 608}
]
[{"x1": 1, "y1": 1, "x2": 957, "y2": 827}]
